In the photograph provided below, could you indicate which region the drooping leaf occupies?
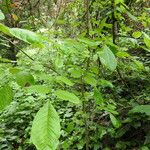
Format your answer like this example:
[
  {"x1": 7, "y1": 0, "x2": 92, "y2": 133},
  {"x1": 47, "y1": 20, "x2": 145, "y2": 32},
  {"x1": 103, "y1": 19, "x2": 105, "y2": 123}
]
[
  {"x1": 31, "y1": 101, "x2": 61, "y2": 150},
  {"x1": 9, "y1": 28, "x2": 43, "y2": 44},
  {"x1": 55, "y1": 90, "x2": 80, "y2": 104},
  {"x1": 130, "y1": 105, "x2": 150, "y2": 116},
  {"x1": 0, "y1": 10, "x2": 5, "y2": 20},
  {"x1": 26, "y1": 85, "x2": 51, "y2": 94},
  {"x1": 0, "y1": 85, "x2": 13, "y2": 110},
  {"x1": 98, "y1": 45, "x2": 117, "y2": 71},
  {"x1": 56, "y1": 76, "x2": 74, "y2": 86},
  {"x1": 109, "y1": 113, "x2": 121, "y2": 128},
  {"x1": 15, "y1": 71, "x2": 35, "y2": 87}
]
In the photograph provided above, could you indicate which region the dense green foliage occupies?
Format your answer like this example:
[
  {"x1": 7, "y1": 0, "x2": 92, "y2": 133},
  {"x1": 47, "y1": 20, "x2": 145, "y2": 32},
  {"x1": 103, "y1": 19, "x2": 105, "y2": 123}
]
[{"x1": 0, "y1": 0, "x2": 150, "y2": 150}]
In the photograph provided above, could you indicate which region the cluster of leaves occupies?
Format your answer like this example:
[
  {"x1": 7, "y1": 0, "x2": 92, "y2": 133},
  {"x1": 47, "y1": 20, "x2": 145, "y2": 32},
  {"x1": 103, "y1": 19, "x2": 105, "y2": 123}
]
[{"x1": 0, "y1": 0, "x2": 150, "y2": 150}]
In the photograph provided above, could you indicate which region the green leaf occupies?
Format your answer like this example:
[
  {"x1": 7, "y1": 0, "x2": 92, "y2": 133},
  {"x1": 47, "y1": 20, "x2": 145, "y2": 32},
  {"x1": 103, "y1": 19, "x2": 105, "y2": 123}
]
[
  {"x1": 26, "y1": 85, "x2": 50, "y2": 94},
  {"x1": 69, "y1": 67, "x2": 83, "y2": 78},
  {"x1": 109, "y1": 113, "x2": 121, "y2": 128},
  {"x1": 100, "y1": 79, "x2": 114, "y2": 88},
  {"x1": 0, "y1": 23, "x2": 11, "y2": 35},
  {"x1": 132, "y1": 31, "x2": 142, "y2": 38},
  {"x1": 10, "y1": 28, "x2": 43, "y2": 44},
  {"x1": 0, "y1": 85, "x2": 13, "y2": 110},
  {"x1": 98, "y1": 45, "x2": 117, "y2": 71},
  {"x1": 0, "y1": 58, "x2": 14, "y2": 63},
  {"x1": 143, "y1": 33, "x2": 150, "y2": 48},
  {"x1": 15, "y1": 71, "x2": 35, "y2": 87},
  {"x1": 31, "y1": 101, "x2": 61, "y2": 150},
  {"x1": 126, "y1": 12, "x2": 137, "y2": 21},
  {"x1": 84, "y1": 74, "x2": 97, "y2": 86},
  {"x1": 56, "y1": 76, "x2": 74, "y2": 86},
  {"x1": 78, "y1": 38, "x2": 101, "y2": 47},
  {"x1": 130, "y1": 105, "x2": 150, "y2": 116},
  {"x1": 9, "y1": 67, "x2": 21, "y2": 74},
  {"x1": 0, "y1": 10, "x2": 5, "y2": 20},
  {"x1": 115, "y1": 0, "x2": 124, "y2": 5},
  {"x1": 141, "y1": 146, "x2": 149, "y2": 150},
  {"x1": 55, "y1": 90, "x2": 80, "y2": 104},
  {"x1": 116, "y1": 52, "x2": 130, "y2": 58},
  {"x1": 94, "y1": 87, "x2": 104, "y2": 105}
]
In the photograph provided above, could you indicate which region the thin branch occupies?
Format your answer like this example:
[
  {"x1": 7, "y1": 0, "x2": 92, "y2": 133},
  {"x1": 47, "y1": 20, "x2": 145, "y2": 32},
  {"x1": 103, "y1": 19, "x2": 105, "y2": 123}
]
[{"x1": 0, "y1": 35, "x2": 34, "y2": 61}]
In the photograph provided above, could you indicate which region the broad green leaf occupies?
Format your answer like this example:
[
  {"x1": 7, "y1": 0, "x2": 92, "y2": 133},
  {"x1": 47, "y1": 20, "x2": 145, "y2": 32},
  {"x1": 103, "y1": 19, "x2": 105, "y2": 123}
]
[
  {"x1": 98, "y1": 45, "x2": 117, "y2": 71},
  {"x1": 15, "y1": 71, "x2": 35, "y2": 87},
  {"x1": 0, "y1": 85, "x2": 13, "y2": 110},
  {"x1": 132, "y1": 31, "x2": 142, "y2": 38},
  {"x1": 10, "y1": 28, "x2": 43, "y2": 44},
  {"x1": 31, "y1": 101, "x2": 61, "y2": 150},
  {"x1": 84, "y1": 74, "x2": 97, "y2": 86},
  {"x1": 56, "y1": 76, "x2": 74, "y2": 86},
  {"x1": 130, "y1": 105, "x2": 150, "y2": 116},
  {"x1": 0, "y1": 10, "x2": 5, "y2": 20},
  {"x1": 94, "y1": 87, "x2": 104, "y2": 105},
  {"x1": 109, "y1": 113, "x2": 121, "y2": 128},
  {"x1": 143, "y1": 33, "x2": 150, "y2": 48},
  {"x1": 26, "y1": 85, "x2": 50, "y2": 94},
  {"x1": 55, "y1": 90, "x2": 80, "y2": 104},
  {"x1": 0, "y1": 23, "x2": 11, "y2": 35}
]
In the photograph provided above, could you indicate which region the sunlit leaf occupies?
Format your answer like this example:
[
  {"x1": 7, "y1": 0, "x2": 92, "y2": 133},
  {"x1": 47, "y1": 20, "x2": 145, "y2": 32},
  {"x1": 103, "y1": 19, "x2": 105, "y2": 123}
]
[
  {"x1": 0, "y1": 23, "x2": 11, "y2": 35},
  {"x1": 132, "y1": 31, "x2": 142, "y2": 38},
  {"x1": 56, "y1": 76, "x2": 74, "y2": 86},
  {"x1": 84, "y1": 74, "x2": 97, "y2": 86},
  {"x1": 31, "y1": 101, "x2": 61, "y2": 150},
  {"x1": 10, "y1": 28, "x2": 43, "y2": 44},
  {"x1": 55, "y1": 90, "x2": 80, "y2": 104},
  {"x1": 15, "y1": 71, "x2": 35, "y2": 87},
  {"x1": 26, "y1": 85, "x2": 50, "y2": 94},
  {"x1": 98, "y1": 45, "x2": 117, "y2": 71},
  {"x1": 0, "y1": 10, "x2": 5, "y2": 20},
  {"x1": 100, "y1": 79, "x2": 114, "y2": 88},
  {"x1": 0, "y1": 86, "x2": 13, "y2": 110}
]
